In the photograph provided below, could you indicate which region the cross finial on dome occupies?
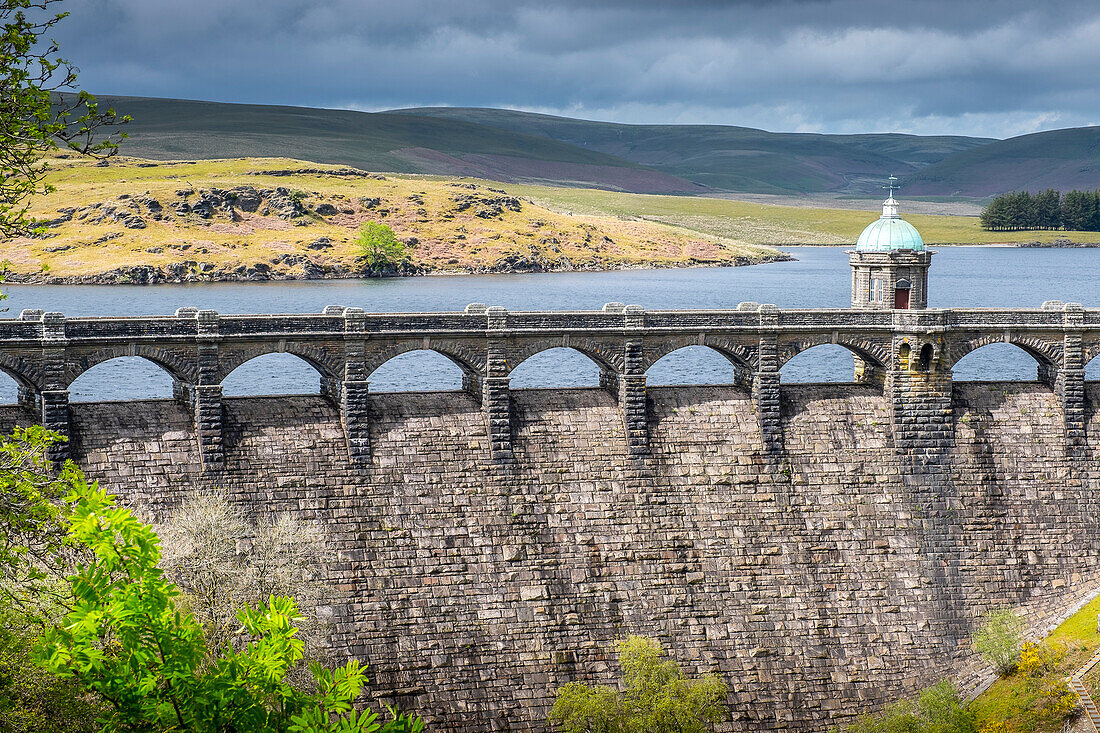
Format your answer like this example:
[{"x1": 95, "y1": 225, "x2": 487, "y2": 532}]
[{"x1": 883, "y1": 175, "x2": 899, "y2": 198}]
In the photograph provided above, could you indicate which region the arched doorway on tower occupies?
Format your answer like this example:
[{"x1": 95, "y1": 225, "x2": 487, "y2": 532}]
[{"x1": 894, "y1": 279, "x2": 911, "y2": 309}]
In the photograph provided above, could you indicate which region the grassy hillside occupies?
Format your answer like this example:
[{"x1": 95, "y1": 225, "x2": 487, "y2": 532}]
[
  {"x1": 499, "y1": 183, "x2": 1100, "y2": 245},
  {"x1": 394, "y1": 107, "x2": 993, "y2": 194},
  {"x1": 91, "y1": 96, "x2": 705, "y2": 195},
  {"x1": 903, "y1": 126, "x2": 1100, "y2": 197},
  {"x1": 2, "y1": 156, "x2": 781, "y2": 283}
]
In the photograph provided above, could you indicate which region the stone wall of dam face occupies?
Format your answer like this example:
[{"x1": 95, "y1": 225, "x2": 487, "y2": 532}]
[{"x1": 5, "y1": 382, "x2": 1100, "y2": 731}]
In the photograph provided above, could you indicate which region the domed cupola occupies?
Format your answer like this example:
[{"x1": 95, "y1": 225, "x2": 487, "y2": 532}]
[
  {"x1": 856, "y1": 193, "x2": 925, "y2": 252},
  {"x1": 848, "y1": 176, "x2": 933, "y2": 310}
]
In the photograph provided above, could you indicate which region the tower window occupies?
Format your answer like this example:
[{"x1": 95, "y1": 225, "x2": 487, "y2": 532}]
[{"x1": 870, "y1": 278, "x2": 883, "y2": 302}]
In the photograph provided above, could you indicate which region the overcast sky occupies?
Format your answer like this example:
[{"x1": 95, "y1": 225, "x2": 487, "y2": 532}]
[{"x1": 53, "y1": 0, "x2": 1100, "y2": 139}]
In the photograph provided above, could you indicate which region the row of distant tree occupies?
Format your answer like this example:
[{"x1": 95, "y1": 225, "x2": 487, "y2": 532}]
[{"x1": 980, "y1": 189, "x2": 1100, "y2": 231}]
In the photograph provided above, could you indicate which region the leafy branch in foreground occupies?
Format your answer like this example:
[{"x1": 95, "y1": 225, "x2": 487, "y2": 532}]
[
  {"x1": 1, "y1": 0, "x2": 129, "y2": 237},
  {"x1": 37, "y1": 481, "x2": 421, "y2": 732}
]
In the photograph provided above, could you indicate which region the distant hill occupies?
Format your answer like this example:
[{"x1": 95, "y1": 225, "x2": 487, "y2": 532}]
[
  {"x1": 93, "y1": 96, "x2": 705, "y2": 194},
  {"x1": 901, "y1": 126, "x2": 1100, "y2": 197},
  {"x1": 392, "y1": 107, "x2": 993, "y2": 194},
  {"x1": 93, "y1": 96, "x2": 1004, "y2": 197}
]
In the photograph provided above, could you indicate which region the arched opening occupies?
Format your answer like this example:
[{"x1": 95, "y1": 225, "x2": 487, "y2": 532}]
[
  {"x1": 646, "y1": 346, "x2": 743, "y2": 386},
  {"x1": 897, "y1": 343, "x2": 911, "y2": 370},
  {"x1": 368, "y1": 350, "x2": 465, "y2": 392},
  {"x1": 951, "y1": 343, "x2": 1047, "y2": 382},
  {"x1": 510, "y1": 348, "x2": 601, "y2": 389},
  {"x1": 1088, "y1": 354, "x2": 1100, "y2": 382},
  {"x1": 781, "y1": 344, "x2": 865, "y2": 384},
  {"x1": 222, "y1": 353, "x2": 322, "y2": 396},
  {"x1": 68, "y1": 357, "x2": 176, "y2": 402},
  {"x1": 918, "y1": 344, "x2": 934, "y2": 372}
]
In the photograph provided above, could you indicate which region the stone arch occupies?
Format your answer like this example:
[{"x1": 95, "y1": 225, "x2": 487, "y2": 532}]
[
  {"x1": 776, "y1": 335, "x2": 889, "y2": 373},
  {"x1": 504, "y1": 337, "x2": 622, "y2": 376},
  {"x1": 366, "y1": 349, "x2": 470, "y2": 391},
  {"x1": 215, "y1": 342, "x2": 343, "y2": 384},
  {"x1": 641, "y1": 335, "x2": 756, "y2": 373},
  {"x1": 949, "y1": 339, "x2": 1056, "y2": 383},
  {"x1": 220, "y1": 351, "x2": 330, "y2": 396},
  {"x1": 363, "y1": 340, "x2": 484, "y2": 381},
  {"x1": 0, "y1": 351, "x2": 43, "y2": 391},
  {"x1": 945, "y1": 334, "x2": 1060, "y2": 372},
  {"x1": 1082, "y1": 340, "x2": 1100, "y2": 368},
  {"x1": 63, "y1": 345, "x2": 197, "y2": 388},
  {"x1": 508, "y1": 346, "x2": 606, "y2": 388},
  {"x1": 67, "y1": 355, "x2": 179, "y2": 401},
  {"x1": 645, "y1": 344, "x2": 749, "y2": 387}
]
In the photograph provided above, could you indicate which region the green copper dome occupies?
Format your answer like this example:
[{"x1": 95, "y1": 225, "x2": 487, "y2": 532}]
[{"x1": 856, "y1": 194, "x2": 925, "y2": 252}]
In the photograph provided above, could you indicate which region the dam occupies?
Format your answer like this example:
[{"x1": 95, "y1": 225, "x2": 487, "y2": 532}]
[{"x1": 0, "y1": 300, "x2": 1097, "y2": 729}]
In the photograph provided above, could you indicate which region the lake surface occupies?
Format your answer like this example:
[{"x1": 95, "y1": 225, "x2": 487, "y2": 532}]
[{"x1": 4, "y1": 246, "x2": 1099, "y2": 400}]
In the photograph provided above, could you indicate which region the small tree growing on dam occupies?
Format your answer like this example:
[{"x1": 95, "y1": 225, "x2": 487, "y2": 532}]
[
  {"x1": 548, "y1": 635, "x2": 728, "y2": 733},
  {"x1": 156, "y1": 493, "x2": 334, "y2": 684},
  {"x1": 971, "y1": 608, "x2": 1024, "y2": 675}
]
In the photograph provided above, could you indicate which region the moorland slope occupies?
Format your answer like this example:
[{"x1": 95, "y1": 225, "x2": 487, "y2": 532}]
[{"x1": 6, "y1": 156, "x2": 782, "y2": 283}]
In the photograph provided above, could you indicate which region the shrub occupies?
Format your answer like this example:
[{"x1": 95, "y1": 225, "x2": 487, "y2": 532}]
[
  {"x1": 845, "y1": 680, "x2": 975, "y2": 733},
  {"x1": 356, "y1": 222, "x2": 410, "y2": 275},
  {"x1": 1035, "y1": 678, "x2": 1078, "y2": 722},
  {"x1": 548, "y1": 635, "x2": 728, "y2": 733},
  {"x1": 156, "y1": 493, "x2": 332, "y2": 681},
  {"x1": 971, "y1": 609, "x2": 1024, "y2": 675}
]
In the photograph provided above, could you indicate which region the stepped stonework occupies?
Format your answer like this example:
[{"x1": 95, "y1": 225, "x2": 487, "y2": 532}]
[{"x1": 0, "y1": 303, "x2": 1098, "y2": 729}]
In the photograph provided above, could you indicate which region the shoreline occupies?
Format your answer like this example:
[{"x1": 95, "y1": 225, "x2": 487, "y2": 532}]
[{"x1": 1, "y1": 252, "x2": 796, "y2": 286}]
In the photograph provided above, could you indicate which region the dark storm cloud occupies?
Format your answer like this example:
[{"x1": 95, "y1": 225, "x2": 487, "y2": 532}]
[{"x1": 51, "y1": 0, "x2": 1100, "y2": 137}]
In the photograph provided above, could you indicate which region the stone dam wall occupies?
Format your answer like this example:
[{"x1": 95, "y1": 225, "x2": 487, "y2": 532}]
[{"x1": 5, "y1": 382, "x2": 1100, "y2": 731}]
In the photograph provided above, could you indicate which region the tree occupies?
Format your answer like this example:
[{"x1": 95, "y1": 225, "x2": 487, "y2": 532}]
[
  {"x1": 37, "y1": 480, "x2": 423, "y2": 732},
  {"x1": 548, "y1": 635, "x2": 728, "y2": 733},
  {"x1": 156, "y1": 493, "x2": 333, "y2": 683},
  {"x1": 0, "y1": 427, "x2": 101, "y2": 732},
  {"x1": 971, "y1": 608, "x2": 1023, "y2": 675},
  {"x1": 356, "y1": 222, "x2": 411, "y2": 275},
  {"x1": 0, "y1": 425, "x2": 80, "y2": 615},
  {"x1": 1060, "y1": 190, "x2": 1096, "y2": 232},
  {"x1": 1, "y1": 0, "x2": 127, "y2": 237},
  {"x1": 1034, "y1": 189, "x2": 1061, "y2": 230},
  {"x1": 979, "y1": 195, "x2": 1009, "y2": 231}
]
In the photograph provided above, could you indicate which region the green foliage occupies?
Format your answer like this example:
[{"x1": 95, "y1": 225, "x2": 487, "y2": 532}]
[
  {"x1": 845, "y1": 680, "x2": 976, "y2": 733},
  {"x1": 548, "y1": 635, "x2": 728, "y2": 733},
  {"x1": 979, "y1": 188, "x2": 1100, "y2": 232},
  {"x1": 1, "y1": 0, "x2": 127, "y2": 236},
  {"x1": 0, "y1": 603, "x2": 102, "y2": 733},
  {"x1": 0, "y1": 425, "x2": 80, "y2": 614},
  {"x1": 356, "y1": 222, "x2": 410, "y2": 274},
  {"x1": 37, "y1": 480, "x2": 421, "y2": 733},
  {"x1": 972, "y1": 609, "x2": 1024, "y2": 676}
]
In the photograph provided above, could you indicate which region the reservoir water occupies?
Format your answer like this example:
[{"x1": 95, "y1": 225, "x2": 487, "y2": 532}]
[{"x1": 4, "y1": 246, "x2": 1100, "y2": 400}]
